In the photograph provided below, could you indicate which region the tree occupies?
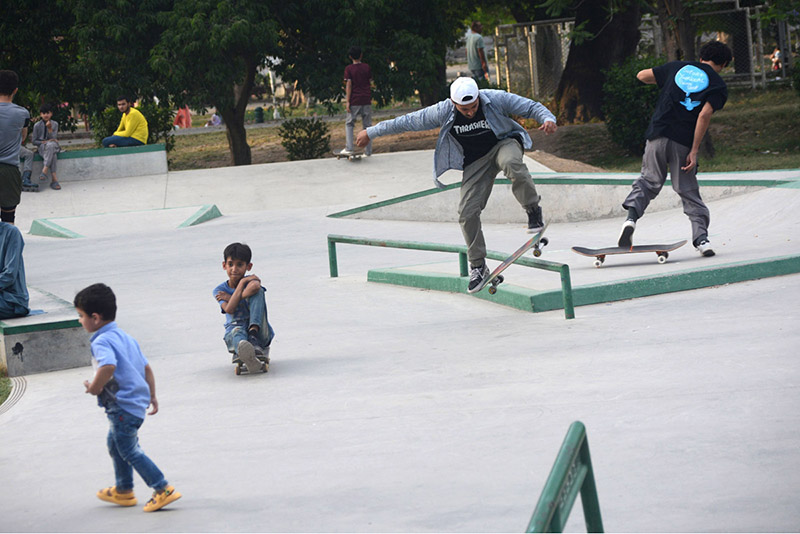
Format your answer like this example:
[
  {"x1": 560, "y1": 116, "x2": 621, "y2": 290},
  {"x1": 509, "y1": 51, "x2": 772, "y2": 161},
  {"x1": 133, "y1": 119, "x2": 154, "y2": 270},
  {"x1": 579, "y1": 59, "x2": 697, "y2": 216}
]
[
  {"x1": 0, "y1": 0, "x2": 82, "y2": 121},
  {"x1": 654, "y1": 0, "x2": 697, "y2": 61},
  {"x1": 152, "y1": 1, "x2": 280, "y2": 165},
  {"x1": 71, "y1": 0, "x2": 173, "y2": 114},
  {"x1": 551, "y1": 0, "x2": 642, "y2": 122}
]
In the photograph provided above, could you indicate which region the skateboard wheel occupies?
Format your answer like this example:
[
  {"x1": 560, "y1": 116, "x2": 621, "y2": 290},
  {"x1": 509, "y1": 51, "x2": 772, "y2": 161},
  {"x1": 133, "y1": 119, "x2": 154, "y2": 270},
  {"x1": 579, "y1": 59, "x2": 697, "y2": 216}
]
[
  {"x1": 657, "y1": 252, "x2": 668, "y2": 264},
  {"x1": 593, "y1": 259, "x2": 603, "y2": 268},
  {"x1": 533, "y1": 248, "x2": 542, "y2": 257},
  {"x1": 540, "y1": 237, "x2": 549, "y2": 247},
  {"x1": 488, "y1": 286, "x2": 497, "y2": 295},
  {"x1": 235, "y1": 365, "x2": 241, "y2": 375}
]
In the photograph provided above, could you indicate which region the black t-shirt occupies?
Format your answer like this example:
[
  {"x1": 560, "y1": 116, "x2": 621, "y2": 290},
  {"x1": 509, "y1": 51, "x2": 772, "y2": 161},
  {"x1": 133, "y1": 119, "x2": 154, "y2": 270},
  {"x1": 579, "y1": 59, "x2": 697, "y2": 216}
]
[
  {"x1": 451, "y1": 102, "x2": 498, "y2": 167},
  {"x1": 646, "y1": 61, "x2": 728, "y2": 148}
]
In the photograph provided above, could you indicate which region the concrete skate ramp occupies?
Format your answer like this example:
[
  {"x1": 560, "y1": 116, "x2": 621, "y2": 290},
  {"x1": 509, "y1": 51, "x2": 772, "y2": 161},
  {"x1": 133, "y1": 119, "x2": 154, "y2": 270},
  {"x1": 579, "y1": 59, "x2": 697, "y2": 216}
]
[{"x1": 331, "y1": 170, "x2": 799, "y2": 224}]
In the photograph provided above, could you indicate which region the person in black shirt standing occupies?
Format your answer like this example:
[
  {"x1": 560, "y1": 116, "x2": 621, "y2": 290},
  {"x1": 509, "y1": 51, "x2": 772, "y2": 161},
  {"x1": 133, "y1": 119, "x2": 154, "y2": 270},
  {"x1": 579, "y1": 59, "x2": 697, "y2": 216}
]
[{"x1": 618, "y1": 40, "x2": 732, "y2": 257}]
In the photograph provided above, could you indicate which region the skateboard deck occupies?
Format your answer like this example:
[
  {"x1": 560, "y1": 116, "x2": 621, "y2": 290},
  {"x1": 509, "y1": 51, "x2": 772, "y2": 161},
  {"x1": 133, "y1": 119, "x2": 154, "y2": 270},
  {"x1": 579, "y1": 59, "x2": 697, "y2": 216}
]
[
  {"x1": 334, "y1": 150, "x2": 364, "y2": 161},
  {"x1": 572, "y1": 240, "x2": 687, "y2": 267},
  {"x1": 234, "y1": 342, "x2": 268, "y2": 375},
  {"x1": 469, "y1": 223, "x2": 549, "y2": 295}
]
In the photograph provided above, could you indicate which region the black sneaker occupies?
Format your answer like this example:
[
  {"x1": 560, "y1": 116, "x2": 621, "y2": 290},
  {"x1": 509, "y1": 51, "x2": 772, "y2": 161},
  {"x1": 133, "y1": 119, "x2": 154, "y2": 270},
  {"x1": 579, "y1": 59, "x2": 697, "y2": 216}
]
[
  {"x1": 617, "y1": 219, "x2": 636, "y2": 248},
  {"x1": 526, "y1": 205, "x2": 544, "y2": 234},
  {"x1": 467, "y1": 264, "x2": 490, "y2": 293},
  {"x1": 248, "y1": 332, "x2": 265, "y2": 355}
]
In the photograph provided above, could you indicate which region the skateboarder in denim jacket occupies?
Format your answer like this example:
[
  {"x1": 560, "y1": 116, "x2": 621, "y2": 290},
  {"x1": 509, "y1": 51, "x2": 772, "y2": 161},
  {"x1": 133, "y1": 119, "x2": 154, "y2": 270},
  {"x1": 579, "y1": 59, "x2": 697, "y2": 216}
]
[
  {"x1": 618, "y1": 40, "x2": 732, "y2": 257},
  {"x1": 356, "y1": 77, "x2": 557, "y2": 292}
]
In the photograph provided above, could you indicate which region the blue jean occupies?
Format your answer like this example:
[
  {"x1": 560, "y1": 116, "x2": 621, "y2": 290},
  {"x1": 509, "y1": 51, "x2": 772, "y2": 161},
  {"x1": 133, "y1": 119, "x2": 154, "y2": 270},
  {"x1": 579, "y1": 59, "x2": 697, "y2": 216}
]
[
  {"x1": 223, "y1": 289, "x2": 275, "y2": 353},
  {"x1": 102, "y1": 135, "x2": 144, "y2": 148},
  {"x1": 105, "y1": 403, "x2": 167, "y2": 491}
]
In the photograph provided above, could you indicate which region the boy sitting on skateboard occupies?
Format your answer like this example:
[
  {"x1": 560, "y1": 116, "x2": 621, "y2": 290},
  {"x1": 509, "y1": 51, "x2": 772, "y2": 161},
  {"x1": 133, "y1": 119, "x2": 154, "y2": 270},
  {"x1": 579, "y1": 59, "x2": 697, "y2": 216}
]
[
  {"x1": 76, "y1": 283, "x2": 181, "y2": 512},
  {"x1": 213, "y1": 242, "x2": 275, "y2": 365}
]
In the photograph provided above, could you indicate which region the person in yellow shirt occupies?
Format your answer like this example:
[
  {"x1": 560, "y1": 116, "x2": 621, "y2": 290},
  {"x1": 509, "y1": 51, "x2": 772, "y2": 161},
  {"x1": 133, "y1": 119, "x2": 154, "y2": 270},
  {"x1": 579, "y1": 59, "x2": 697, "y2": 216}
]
[{"x1": 102, "y1": 96, "x2": 148, "y2": 147}]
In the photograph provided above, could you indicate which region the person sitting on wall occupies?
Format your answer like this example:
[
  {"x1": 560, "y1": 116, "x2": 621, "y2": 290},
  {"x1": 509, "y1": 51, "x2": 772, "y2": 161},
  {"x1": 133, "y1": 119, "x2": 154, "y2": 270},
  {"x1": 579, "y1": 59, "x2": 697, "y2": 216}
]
[{"x1": 102, "y1": 96, "x2": 148, "y2": 148}]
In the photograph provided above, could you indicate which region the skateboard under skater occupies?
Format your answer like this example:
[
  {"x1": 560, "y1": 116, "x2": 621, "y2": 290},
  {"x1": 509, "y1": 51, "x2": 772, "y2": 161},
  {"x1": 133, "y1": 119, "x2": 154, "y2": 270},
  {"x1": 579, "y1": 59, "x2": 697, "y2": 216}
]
[
  {"x1": 571, "y1": 240, "x2": 687, "y2": 268},
  {"x1": 333, "y1": 149, "x2": 365, "y2": 161},
  {"x1": 469, "y1": 223, "x2": 549, "y2": 295},
  {"x1": 234, "y1": 342, "x2": 270, "y2": 375}
]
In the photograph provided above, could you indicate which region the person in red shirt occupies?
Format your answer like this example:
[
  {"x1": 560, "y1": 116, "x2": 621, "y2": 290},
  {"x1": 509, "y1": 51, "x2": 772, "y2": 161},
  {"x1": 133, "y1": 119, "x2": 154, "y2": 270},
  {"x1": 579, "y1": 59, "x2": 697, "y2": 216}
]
[{"x1": 341, "y1": 46, "x2": 372, "y2": 156}]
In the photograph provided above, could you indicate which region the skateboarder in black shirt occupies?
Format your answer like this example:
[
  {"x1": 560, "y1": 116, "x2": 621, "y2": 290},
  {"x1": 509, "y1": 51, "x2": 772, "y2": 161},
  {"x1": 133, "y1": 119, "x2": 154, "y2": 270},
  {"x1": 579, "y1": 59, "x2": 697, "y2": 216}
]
[{"x1": 618, "y1": 40, "x2": 732, "y2": 257}]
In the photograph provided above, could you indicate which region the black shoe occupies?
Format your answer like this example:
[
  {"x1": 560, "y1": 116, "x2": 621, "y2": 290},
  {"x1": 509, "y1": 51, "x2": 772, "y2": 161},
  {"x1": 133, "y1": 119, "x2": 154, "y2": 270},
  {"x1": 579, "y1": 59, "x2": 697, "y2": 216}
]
[
  {"x1": 248, "y1": 332, "x2": 264, "y2": 355},
  {"x1": 526, "y1": 205, "x2": 544, "y2": 234},
  {"x1": 617, "y1": 219, "x2": 636, "y2": 248},
  {"x1": 467, "y1": 264, "x2": 490, "y2": 293}
]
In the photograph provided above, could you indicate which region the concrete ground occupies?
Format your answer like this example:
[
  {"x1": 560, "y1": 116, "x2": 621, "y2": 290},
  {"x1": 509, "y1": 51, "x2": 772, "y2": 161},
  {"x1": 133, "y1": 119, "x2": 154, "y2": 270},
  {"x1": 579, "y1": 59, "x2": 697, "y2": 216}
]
[{"x1": 1, "y1": 150, "x2": 799, "y2": 532}]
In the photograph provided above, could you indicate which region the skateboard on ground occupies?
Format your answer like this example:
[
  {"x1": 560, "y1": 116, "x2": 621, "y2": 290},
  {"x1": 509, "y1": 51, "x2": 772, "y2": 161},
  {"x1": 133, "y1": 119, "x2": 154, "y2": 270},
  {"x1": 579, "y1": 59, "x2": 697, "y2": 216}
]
[
  {"x1": 234, "y1": 343, "x2": 270, "y2": 375},
  {"x1": 571, "y1": 240, "x2": 687, "y2": 268},
  {"x1": 469, "y1": 223, "x2": 549, "y2": 295},
  {"x1": 334, "y1": 149, "x2": 364, "y2": 161}
]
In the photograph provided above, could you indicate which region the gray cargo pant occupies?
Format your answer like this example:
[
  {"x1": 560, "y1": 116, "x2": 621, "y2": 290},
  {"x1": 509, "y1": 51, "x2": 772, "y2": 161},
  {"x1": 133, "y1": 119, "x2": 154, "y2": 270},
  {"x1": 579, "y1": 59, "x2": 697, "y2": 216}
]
[
  {"x1": 623, "y1": 137, "x2": 710, "y2": 245},
  {"x1": 18, "y1": 146, "x2": 33, "y2": 174},
  {"x1": 345, "y1": 105, "x2": 372, "y2": 155},
  {"x1": 459, "y1": 138, "x2": 540, "y2": 267}
]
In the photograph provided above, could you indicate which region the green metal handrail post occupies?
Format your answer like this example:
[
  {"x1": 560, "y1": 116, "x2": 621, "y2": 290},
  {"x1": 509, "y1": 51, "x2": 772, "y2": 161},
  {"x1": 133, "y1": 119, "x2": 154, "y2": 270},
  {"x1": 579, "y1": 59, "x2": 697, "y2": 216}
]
[
  {"x1": 459, "y1": 252, "x2": 469, "y2": 277},
  {"x1": 560, "y1": 265, "x2": 575, "y2": 320},
  {"x1": 527, "y1": 421, "x2": 603, "y2": 533},
  {"x1": 328, "y1": 237, "x2": 338, "y2": 278}
]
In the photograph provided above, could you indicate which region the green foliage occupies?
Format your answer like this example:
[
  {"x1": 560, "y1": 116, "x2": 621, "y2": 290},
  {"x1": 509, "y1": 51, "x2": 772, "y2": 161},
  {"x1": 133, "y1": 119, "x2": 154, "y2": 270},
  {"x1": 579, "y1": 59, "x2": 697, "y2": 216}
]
[
  {"x1": 277, "y1": 118, "x2": 331, "y2": 161},
  {"x1": 602, "y1": 55, "x2": 660, "y2": 156},
  {"x1": 91, "y1": 104, "x2": 175, "y2": 151}
]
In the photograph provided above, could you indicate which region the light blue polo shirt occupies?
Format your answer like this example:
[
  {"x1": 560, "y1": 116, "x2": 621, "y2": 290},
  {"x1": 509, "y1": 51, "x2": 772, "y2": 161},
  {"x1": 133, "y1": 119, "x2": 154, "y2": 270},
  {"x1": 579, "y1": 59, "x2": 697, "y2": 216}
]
[{"x1": 91, "y1": 321, "x2": 151, "y2": 419}]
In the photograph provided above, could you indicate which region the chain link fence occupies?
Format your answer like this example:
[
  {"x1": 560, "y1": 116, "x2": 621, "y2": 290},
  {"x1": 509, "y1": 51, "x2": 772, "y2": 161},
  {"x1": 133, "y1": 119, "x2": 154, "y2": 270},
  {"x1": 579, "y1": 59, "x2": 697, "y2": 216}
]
[
  {"x1": 493, "y1": 19, "x2": 573, "y2": 101},
  {"x1": 494, "y1": 5, "x2": 796, "y2": 97}
]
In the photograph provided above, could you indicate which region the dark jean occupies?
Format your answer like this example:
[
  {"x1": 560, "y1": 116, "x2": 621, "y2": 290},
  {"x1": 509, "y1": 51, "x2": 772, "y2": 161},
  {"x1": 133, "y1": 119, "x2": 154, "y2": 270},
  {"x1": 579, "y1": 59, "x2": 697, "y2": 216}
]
[
  {"x1": 102, "y1": 135, "x2": 144, "y2": 148},
  {"x1": 105, "y1": 403, "x2": 167, "y2": 491}
]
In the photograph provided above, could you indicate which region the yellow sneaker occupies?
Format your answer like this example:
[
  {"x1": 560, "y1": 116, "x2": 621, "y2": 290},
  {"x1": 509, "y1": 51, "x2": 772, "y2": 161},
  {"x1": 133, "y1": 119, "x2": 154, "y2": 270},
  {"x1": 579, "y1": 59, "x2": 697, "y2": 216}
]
[
  {"x1": 143, "y1": 485, "x2": 182, "y2": 512},
  {"x1": 97, "y1": 486, "x2": 137, "y2": 506}
]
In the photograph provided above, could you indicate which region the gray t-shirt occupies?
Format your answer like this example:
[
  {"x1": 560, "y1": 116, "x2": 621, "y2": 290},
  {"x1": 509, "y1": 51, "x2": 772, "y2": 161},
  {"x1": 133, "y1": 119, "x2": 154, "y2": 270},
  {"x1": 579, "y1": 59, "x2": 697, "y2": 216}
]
[
  {"x1": 0, "y1": 103, "x2": 30, "y2": 166},
  {"x1": 466, "y1": 32, "x2": 485, "y2": 72}
]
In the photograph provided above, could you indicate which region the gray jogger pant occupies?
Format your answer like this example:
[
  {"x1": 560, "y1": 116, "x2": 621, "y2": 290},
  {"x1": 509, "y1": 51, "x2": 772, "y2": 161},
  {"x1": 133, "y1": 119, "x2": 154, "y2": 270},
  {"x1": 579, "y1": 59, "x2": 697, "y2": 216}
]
[
  {"x1": 18, "y1": 146, "x2": 33, "y2": 173},
  {"x1": 346, "y1": 105, "x2": 372, "y2": 155},
  {"x1": 37, "y1": 141, "x2": 60, "y2": 173},
  {"x1": 622, "y1": 137, "x2": 710, "y2": 245},
  {"x1": 459, "y1": 138, "x2": 540, "y2": 267}
]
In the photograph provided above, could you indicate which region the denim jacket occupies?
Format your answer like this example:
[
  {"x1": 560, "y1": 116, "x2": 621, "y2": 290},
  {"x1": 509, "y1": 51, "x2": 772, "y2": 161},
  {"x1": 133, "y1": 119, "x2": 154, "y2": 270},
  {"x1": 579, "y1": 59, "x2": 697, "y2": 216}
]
[{"x1": 366, "y1": 89, "x2": 556, "y2": 188}]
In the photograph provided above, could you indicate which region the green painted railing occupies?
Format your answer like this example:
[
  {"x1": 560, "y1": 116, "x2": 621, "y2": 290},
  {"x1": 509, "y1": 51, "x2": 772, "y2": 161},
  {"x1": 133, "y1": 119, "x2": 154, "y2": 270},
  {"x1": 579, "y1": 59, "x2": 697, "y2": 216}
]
[
  {"x1": 326, "y1": 234, "x2": 575, "y2": 319},
  {"x1": 527, "y1": 421, "x2": 603, "y2": 533}
]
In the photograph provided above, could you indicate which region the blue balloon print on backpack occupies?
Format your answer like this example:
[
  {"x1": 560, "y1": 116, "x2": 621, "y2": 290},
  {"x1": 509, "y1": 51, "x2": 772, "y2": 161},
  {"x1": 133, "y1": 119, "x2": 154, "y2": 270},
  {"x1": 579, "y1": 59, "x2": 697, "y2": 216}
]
[{"x1": 674, "y1": 65, "x2": 709, "y2": 111}]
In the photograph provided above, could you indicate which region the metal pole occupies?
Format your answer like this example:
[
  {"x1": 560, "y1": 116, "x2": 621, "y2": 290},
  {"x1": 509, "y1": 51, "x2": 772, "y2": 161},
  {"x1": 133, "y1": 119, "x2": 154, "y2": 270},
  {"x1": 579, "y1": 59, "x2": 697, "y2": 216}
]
[
  {"x1": 744, "y1": 7, "x2": 756, "y2": 90},
  {"x1": 459, "y1": 252, "x2": 469, "y2": 277},
  {"x1": 494, "y1": 26, "x2": 502, "y2": 88},
  {"x1": 527, "y1": 26, "x2": 537, "y2": 99},
  {"x1": 560, "y1": 266, "x2": 575, "y2": 320},
  {"x1": 327, "y1": 238, "x2": 338, "y2": 278},
  {"x1": 755, "y1": 7, "x2": 766, "y2": 88}
]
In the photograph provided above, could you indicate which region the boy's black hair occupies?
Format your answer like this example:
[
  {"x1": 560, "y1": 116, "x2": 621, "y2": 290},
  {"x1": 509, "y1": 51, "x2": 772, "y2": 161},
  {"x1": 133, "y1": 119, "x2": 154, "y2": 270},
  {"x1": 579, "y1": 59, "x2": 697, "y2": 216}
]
[
  {"x1": 348, "y1": 46, "x2": 362, "y2": 60},
  {"x1": 116, "y1": 95, "x2": 131, "y2": 103},
  {"x1": 224, "y1": 242, "x2": 252, "y2": 263},
  {"x1": 74, "y1": 283, "x2": 117, "y2": 321},
  {"x1": 0, "y1": 70, "x2": 19, "y2": 96},
  {"x1": 699, "y1": 40, "x2": 733, "y2": 68},
  {"x1": 39, "y1": 103, "x2": 53, "y2": 114}
]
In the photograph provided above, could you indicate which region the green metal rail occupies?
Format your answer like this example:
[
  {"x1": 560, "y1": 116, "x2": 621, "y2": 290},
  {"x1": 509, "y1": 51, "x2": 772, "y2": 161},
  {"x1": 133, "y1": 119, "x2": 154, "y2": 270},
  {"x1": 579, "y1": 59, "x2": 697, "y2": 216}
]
[
  {"x1": 327, "y1": 234, "x2": 575, "y2": 319},
  {"x1": 527, "y1": 421, "x2": 603, "y2": 533}
]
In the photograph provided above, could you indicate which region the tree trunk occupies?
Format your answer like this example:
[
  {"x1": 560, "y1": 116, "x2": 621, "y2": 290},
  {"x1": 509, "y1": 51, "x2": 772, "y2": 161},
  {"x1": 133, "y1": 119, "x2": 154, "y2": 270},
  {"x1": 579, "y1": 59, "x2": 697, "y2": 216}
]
[
  {"x1": 656, "y1": 0, "x2": 697, "y2": 61},
  {"x1": 555, "y1": 1, "x2": 641, "y2": 122},
  {"x1": 218, "y1": 59, "x2": 257, "y2": 166}
]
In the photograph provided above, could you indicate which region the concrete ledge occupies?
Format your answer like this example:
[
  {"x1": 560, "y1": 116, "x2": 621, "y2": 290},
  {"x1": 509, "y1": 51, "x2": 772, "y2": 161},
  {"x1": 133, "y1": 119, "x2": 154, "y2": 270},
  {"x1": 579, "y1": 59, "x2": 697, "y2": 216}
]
[
  {"x1": 30, "y1": 143, "x2": 167, "y2": 182},
  {"x1": 368, "y1": 254, "x2": 800, "y2": 313},
  {"x1": 0, "y1": 288, "x2": 90, "y2": 377}
]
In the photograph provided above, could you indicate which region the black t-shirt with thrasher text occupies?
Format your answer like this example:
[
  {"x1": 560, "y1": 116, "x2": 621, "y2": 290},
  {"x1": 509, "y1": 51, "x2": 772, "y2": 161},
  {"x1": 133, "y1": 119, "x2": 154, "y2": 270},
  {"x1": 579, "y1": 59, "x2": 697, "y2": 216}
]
[{"x1": 450, "y1": 102, "x2": 498, "y2": 167}]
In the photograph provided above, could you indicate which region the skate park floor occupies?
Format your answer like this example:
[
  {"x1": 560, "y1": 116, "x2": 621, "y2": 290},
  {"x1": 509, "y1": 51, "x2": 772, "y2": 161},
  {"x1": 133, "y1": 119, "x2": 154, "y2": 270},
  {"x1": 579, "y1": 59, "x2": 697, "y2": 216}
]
[{"x1": 1, "y1": 150, "x2": 799, "y2": 532}]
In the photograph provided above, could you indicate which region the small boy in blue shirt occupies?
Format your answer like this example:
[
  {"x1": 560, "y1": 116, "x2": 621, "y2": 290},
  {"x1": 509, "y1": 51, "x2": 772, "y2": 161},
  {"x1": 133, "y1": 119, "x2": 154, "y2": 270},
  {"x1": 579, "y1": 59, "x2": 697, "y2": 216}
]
[
  {"x1": 76, "y1": 283, "x2": 181, "y2": 512},
  {"x1": 213, "y1": 242, "x2": 275, "y2": 367}
]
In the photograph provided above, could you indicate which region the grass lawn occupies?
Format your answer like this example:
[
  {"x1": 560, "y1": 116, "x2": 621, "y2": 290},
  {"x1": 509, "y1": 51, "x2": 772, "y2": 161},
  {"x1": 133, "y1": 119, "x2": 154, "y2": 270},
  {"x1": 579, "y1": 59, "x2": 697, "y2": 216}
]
[
  {"x1": 165, "y1": 85, "x2": 799, "y2": 172},
  {"x1": 0, "y1": 371, "x2": 10, "y2": 407}
]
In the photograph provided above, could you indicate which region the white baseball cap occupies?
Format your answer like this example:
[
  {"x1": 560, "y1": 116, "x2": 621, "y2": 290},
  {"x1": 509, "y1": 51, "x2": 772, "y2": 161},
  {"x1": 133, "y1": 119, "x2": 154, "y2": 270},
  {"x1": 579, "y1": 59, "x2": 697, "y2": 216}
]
[{"x1": 450, "y1": 77, "x2": 479, "y2": 105}]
